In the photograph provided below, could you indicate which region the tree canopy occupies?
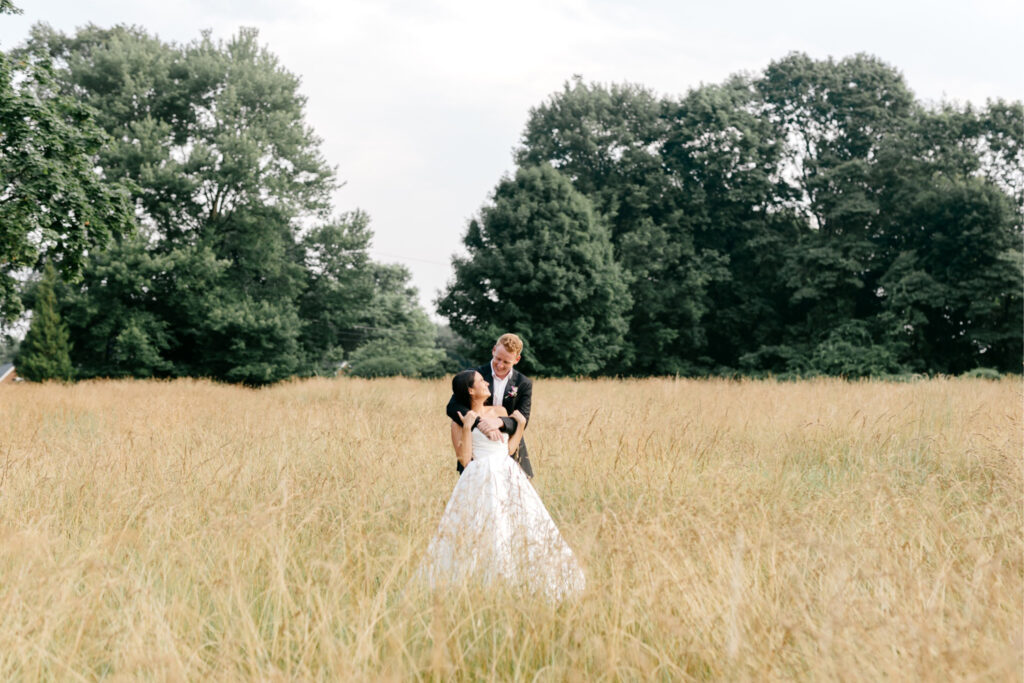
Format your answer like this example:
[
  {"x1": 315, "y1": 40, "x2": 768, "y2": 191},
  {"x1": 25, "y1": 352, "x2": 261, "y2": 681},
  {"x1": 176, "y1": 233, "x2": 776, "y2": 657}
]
[
  {"x1": 11, "y1": 23, "x2": 446, "y2": 383},
  {"x1": 5, "y1": 20, "x2": 1018, "y2": 380},
  {"x1": 0, "y1": 7, "x2": 133, "y2": 324},
  {"x1": 437, "y1": 164, "x2": 630, "y2": 376},
  {"x1": 442, "y1": 55, "x2": 1022, "y2": 377}
]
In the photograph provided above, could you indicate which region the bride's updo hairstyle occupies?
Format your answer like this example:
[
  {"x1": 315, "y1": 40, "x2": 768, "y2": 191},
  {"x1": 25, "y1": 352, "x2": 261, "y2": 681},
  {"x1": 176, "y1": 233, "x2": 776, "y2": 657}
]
[{"x1": 451, "y1": 369, "x2": 478, "y2": 406}]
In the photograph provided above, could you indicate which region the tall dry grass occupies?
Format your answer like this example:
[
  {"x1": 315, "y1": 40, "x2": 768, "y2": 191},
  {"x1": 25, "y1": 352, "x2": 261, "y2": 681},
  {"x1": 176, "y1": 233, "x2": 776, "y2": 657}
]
[{"x1": 0, "y1": 376, "x2": 1020, "y2": 680}]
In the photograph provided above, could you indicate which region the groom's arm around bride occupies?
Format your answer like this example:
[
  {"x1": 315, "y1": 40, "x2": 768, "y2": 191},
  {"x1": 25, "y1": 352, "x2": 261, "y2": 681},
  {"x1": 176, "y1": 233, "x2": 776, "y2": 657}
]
[{"x1": 445, "y1": 333, "x2": 534, "y2": 478}]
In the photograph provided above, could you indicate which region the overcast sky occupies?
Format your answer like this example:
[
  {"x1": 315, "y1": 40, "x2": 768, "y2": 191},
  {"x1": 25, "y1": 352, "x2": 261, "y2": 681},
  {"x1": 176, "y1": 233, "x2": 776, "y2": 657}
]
[{"x1": 2, "y1": 0, "x2": 1022, "y2": 317}]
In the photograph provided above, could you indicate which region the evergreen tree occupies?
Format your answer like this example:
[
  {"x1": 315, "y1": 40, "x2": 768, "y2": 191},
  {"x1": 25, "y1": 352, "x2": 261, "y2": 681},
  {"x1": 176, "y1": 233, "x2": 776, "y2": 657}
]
[
  {"x1": 438, "y1": 165, "x2": 631, "y2": 376},
  {"x1": 17, "y1": 263, "x2": 72, "y2": 381}
]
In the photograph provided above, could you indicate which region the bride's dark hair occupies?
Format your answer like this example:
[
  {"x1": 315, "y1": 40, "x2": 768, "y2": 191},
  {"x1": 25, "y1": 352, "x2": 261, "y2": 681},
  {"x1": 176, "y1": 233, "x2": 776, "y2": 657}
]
[{"x1": 451, "y1": 369, "x2": 477, "y2": 406}]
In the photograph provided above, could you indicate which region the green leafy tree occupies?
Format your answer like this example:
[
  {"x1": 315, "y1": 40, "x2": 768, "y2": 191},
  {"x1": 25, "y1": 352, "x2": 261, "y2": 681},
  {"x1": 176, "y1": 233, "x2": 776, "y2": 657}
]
[
  {"x1": 434, "y1": 322, "x2": 472, "y2": 374},
  {"x1": 28, "y1": 24, "x2": 445, "y2": 383},
  {"x1": 876, "y1": 174, "x2": 1021, "y2": 373},
  {"x1": 975, "y1": 100, "x2": 1024, "y2": 216},
  {"x1": 516, "y1": 77, "x2": 802, "y2": 374},
  {"x1": 17, "y1": 262, "x2": 72, "y2": 380},
  {"x1": 345, "y1": 330, "x2": 445, "y2": 379},
  {"x1": 25, "y1": 25, "x2": 360, "y2": 384},
  {"x1": 438, "y1": 164, "x2": 630, "y2": 376},
  {"x1": 496, "y1": 58, "x2": 1020, "y2": 376},
  {"x1": 660, "y1": 76, "x2": 803, "y2": 372},
  {"x1": 346, "y1": 263, "x2": 445, "y2": 378},
  {"x1": 299, "y1": 211, "x2": 377, "y2": 375},
  {"x1": 0, "y1": 8, "x2": 133, "y2": 324},
  {"x1": 517, "y1": 79, "x2": 700, "y2": 373},
  {"x1": 755, "y1": 53, "x2": 918, "y2": 370},
  {"x1": 57, "y1": 234, "x2": 221, "y2": 378},
  {"x1": 854, "y1": 95, "x2": 1022, "y2": 373},
  {"x1": 806, "y1": 320, "x2": 903, "y2": 377},
  {"x1": 745, "y1": 54, "x2": 1020, "y2": 374}
]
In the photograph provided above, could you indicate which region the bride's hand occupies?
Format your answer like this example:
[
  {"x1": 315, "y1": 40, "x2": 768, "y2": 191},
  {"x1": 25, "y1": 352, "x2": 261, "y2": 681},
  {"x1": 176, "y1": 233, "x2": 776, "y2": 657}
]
[
  {"x1": 511, "y1": 410, "x2": 526, "y2": 426},
  {"x1": 457, "y1": 410, "x2": 478, "y2": 427}
]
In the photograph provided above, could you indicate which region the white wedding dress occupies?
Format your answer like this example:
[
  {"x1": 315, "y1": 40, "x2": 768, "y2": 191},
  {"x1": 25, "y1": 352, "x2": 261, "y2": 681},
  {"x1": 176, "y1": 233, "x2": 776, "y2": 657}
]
[{"x1": 418, "y1": 428, "x2": 585, "y2": 601}]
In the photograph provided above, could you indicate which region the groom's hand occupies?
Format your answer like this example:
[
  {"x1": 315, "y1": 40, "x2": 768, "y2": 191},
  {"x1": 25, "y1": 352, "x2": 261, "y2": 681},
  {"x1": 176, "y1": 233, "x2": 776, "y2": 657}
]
[{"x1": 477, "y1": 416, "x2": 503, "y2": 441}]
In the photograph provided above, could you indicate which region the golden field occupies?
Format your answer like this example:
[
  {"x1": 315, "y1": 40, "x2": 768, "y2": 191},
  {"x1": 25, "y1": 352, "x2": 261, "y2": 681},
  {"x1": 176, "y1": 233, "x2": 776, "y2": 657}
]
[{"x1": 0, "y1": 376, "x2": 1020, "y2": 681}]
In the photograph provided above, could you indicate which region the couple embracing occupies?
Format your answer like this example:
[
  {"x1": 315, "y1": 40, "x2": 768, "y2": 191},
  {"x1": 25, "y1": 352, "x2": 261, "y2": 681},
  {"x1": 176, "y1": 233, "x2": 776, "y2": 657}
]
[{"x1": 418, "y1": 333, "x2": 585, "y2": 600}]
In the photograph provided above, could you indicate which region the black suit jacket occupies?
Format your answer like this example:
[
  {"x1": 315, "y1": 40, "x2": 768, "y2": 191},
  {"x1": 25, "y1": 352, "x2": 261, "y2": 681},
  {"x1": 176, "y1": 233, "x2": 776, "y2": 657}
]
[{"x1": 445, "y1": 364, "x2": 534, "y2": 478}]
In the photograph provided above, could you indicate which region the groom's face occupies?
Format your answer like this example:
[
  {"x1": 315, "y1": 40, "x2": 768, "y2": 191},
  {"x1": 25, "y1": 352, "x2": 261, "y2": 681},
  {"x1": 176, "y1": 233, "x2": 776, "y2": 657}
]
[{"x1": 491, "y1": 345, "x2": 520, "y2": 379}]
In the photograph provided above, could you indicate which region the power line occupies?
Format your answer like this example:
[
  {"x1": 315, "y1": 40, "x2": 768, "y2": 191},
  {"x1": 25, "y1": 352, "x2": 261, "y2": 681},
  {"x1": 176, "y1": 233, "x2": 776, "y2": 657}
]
[{"x1": 368, "y1": 249, "x2": 452, "y2": 267}]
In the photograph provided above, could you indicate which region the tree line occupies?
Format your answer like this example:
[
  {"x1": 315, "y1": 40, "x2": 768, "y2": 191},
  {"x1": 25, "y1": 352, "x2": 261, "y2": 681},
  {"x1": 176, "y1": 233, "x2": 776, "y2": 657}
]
[
  {"x1": 439, "y1": 59, "x2": 1022, "y2": 377},
  {"x1": 5, "y1": 20, "x2": 453, "y2": 382},
  {"x1": 4, "y1": 13, "x2": 1020, "y2": 381}
]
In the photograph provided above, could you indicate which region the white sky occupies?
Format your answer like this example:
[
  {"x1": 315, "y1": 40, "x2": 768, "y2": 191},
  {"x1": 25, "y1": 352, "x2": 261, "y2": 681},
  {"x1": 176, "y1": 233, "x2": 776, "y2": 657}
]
[{"x1": 2, "y1": 0, "x2": 1022, "y2": 317}]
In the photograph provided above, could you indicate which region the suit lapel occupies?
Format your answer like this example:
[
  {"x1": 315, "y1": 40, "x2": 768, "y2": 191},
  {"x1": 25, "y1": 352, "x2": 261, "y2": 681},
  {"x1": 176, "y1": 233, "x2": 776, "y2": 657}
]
[
  {"x1": 501, "y1": 369, "x2": 519, "y2": 412},
  {"x1": 479, "y1": 363, "x2": 495, "y2": 406}
]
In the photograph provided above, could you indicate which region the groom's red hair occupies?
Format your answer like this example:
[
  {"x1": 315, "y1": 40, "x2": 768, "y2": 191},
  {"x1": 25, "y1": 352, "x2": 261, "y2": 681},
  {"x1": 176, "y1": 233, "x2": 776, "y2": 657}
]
[{"x1": 496, "y1": 333, "x2": 523, "y2": 356}]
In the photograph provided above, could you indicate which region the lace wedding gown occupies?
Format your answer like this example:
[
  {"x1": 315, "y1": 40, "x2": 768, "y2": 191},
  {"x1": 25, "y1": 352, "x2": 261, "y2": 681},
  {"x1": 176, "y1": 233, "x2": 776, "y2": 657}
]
[{"x1": 418, "y1": 428, "x2": 585, "y2": 600}]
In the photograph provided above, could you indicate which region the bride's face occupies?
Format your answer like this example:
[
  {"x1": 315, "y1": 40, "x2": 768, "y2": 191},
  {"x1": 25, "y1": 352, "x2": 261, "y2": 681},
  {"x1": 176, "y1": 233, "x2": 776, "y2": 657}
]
[{"x1": 469, "y1": 372, "x2": 490, "y2": 400}]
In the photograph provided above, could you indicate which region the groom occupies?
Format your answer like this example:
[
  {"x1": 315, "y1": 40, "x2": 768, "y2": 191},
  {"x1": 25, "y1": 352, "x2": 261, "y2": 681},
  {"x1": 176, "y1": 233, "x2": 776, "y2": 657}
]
[{"x1": 445, "y1": 333, "x2": 534, "y2": 478}]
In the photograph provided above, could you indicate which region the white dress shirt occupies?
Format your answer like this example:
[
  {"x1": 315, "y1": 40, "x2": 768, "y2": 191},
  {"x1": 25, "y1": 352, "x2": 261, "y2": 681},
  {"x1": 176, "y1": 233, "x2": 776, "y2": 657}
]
[{"x1": 491, "y1": 363, "x2": 511, "y2": 409}]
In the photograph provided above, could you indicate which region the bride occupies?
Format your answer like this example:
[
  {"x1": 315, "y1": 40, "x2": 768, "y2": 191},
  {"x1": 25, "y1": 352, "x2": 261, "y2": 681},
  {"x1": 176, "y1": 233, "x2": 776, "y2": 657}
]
[{"x1": 418, "y1": 369, "x2": 585, "y2": 600}]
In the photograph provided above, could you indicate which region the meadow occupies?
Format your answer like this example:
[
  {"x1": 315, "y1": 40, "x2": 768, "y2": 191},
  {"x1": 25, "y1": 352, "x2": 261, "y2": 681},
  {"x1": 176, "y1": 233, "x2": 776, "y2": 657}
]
[{"x1": 0, "y1": 376, "x2": 1020, "y2": 681}]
